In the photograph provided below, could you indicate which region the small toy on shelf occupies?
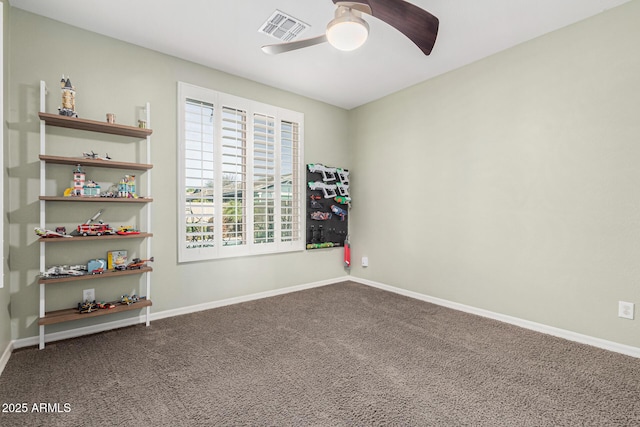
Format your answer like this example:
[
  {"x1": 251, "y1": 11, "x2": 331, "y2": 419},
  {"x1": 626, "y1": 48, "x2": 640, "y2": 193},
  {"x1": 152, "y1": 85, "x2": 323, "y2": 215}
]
[
  {"x1": 83, "y1": 150, "x2": 111, "y2": 161},
  {"x1": 34, "y1": 227, "x2": 72, "y2": 238},
  {"x1": 107, "y1": 250, "x2": 128, "y2": 270},
  {"x1": 83, "y1": 180, "x2": 101, "y2": 196},
  {"x1": 40, "y1": 265, "x2": 86, "y2": 279},
  {"x1": 99, "y1": 184, "x2": 119, "y2": 198},
  {"x1": 87, "y1": 258, "x2": 107, "y2": 274},
  {"x1": 70, "y1": 164, "x2": 102, "y2": 197},
  {"x1": 97, "y1": 301, "x2": 116, "y2": 309},
  {"x1": 126, "y1": 257, "x2": 154, "y2": 270},
  {"x1": 118, "y1": 175, "x2": 137, "y2": 198},
  {"x1": 58, "y1": 75, "x2": 78, "y2": 118},
  {"x1": 76, "y1": 209, "x2": 115, "y2": 236},
  {"x1": 120, "y1": 294, "x2": 140, "y2": 305},
  {"x1": 116, "y1": 226, "x2": 140, "y2": 235},
  {"x1": 78, "y1": 300, "x2": 98, "y2": 313},
  {"x1": 72, "y1": 164, "x2": 85, "y2": 196}
]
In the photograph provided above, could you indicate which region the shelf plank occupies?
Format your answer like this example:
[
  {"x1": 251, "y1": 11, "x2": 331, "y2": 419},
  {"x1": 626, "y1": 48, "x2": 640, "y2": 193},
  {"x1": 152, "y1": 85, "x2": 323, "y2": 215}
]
[
  {"x1": 39, "y1": 299, "x2": 152, "y2": 326},
  {"x1": 39, "y1": 155, "x2": 153, "y2": 171},
  {"x1": 39, "y1": 267, "x2": 153, "y2": 285},
  {"x1": 39, "y1": 112, "x2": 153, "y2": 138},
  {"x1": 39, "y1": 196, "x2": 153, "y2": 203},
  {"x1": 38, "y1": 232, "x2": 153, "y2": 243}
]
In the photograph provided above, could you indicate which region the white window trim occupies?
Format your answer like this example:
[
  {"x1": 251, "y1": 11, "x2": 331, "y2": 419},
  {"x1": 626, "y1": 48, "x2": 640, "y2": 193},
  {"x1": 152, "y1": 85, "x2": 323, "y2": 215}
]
[{"x1": 177, "y1": 82, "x2": 305, "y2": 263}]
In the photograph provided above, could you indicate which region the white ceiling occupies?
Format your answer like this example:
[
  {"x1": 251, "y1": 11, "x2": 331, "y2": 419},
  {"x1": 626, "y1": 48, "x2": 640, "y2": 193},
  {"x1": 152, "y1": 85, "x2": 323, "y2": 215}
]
[{"x1": 10, "y1": 0, "x2": 631, "y2": 110}]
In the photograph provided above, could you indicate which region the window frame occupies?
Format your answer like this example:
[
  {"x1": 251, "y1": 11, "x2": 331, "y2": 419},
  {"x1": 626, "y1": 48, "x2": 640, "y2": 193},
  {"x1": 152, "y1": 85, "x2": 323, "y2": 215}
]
[{"x1": 177, "y1": 82, "x2": 304, "y2": 262}]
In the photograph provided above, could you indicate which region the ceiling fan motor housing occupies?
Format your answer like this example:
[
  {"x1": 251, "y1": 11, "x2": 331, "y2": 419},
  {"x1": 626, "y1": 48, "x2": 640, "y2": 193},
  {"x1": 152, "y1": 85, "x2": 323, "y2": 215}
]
[{"x1": 326, "y1": 6, "x2": 370, "y2": 51}]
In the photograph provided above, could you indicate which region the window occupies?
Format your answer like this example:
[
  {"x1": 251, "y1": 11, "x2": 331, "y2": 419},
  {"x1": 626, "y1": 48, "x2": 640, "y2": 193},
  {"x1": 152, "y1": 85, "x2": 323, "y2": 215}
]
[{"x1": 178, "y1": 82, "x2": 304, "y2": 262}]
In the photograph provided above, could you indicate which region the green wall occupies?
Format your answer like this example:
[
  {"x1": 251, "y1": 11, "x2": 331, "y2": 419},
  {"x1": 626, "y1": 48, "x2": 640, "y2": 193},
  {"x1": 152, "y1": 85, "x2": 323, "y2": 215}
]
[
  {"x1": 5, "y1": 2, "x2": 640, "y2": 350},
  {"x1": 7, "y1": 9, "x2": 351, "y2": 341},
  {"x1": 348, "y1": 1, "x2": 640, "y2": 347}
]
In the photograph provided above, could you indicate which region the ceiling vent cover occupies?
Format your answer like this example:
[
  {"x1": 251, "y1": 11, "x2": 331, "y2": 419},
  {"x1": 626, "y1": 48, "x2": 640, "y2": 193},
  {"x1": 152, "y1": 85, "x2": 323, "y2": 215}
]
[{"x1": 259, "y1": 10, "x2": 309, "y2": 42}]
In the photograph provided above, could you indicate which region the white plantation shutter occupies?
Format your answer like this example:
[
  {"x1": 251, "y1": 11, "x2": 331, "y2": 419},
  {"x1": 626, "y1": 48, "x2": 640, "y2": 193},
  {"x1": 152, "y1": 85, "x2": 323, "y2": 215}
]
[
  {"x1": 184, "y1": 99, "x2": 215, "y2": 249},
  {"x1": 280, "y1": 120, "x2": 301, "y2": 242},
  {"x1": 221, "y1": 106, "x2": 247, "y2": 247},
  {"x1": 253, "y1": 113, "x2": 276, "y2": 244},
  {"x1": 178, "y1": 83, "x2": 304, "y2": 262}
]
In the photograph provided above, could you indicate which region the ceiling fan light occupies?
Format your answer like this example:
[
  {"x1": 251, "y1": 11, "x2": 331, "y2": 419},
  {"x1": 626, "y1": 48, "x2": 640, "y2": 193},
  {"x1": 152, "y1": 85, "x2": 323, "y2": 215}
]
[{"x1": 326, "y1": 8, "x2": 369, "y2": 51}]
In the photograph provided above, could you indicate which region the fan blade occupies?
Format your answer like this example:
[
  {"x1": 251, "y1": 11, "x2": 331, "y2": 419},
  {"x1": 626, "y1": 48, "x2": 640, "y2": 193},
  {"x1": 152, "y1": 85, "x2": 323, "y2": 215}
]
[
  {"x1": 334, "y1": 0, "x2": 439, "y2": 55},
  {"x1": 262, "y1": 34, "x2": 328, "y2": 55}
]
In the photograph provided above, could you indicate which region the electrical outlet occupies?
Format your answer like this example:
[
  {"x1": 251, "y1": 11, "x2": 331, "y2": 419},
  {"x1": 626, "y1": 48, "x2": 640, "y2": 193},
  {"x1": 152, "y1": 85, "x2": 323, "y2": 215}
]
[
  {"x1": 83, "y1": 288, "x2": 95, "y2": 302},
  {"x1": 362, "y1": 256, "x2": 369, "y2": 267},
  {"x1": 618, "y1": 301, "x2": 634, "y2": 320}
]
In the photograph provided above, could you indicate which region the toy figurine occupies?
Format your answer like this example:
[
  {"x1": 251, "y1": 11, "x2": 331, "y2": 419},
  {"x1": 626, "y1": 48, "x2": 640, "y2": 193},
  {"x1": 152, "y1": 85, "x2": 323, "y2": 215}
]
[{"x1": 58, "y1": 75, "x2": 78, "y2": 117}]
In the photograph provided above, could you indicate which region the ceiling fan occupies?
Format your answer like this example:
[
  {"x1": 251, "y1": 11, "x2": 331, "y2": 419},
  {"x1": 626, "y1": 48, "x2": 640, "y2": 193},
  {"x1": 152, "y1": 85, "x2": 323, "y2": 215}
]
[{"x1": 261, "y1": 0, "x2": 439, "y2": 56}]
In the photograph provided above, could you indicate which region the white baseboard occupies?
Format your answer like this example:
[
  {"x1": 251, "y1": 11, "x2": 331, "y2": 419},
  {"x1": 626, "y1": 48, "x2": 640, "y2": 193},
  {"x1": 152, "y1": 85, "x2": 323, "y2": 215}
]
[
  {"x1": 12, "y1": 316, "x2": 147, "y2": 350},
  {"x1": 150, "y1": 276, "x2": 350, "y2": 321},
  {"x1": 0, "y1": 340, "x2": 13, "y2": 377},
  {"x1": 7, "y1": 275, "x2": 639, "y2": 363},
  {"x1": 351, "y1": 277, "x2": 640, "y2": 359}
]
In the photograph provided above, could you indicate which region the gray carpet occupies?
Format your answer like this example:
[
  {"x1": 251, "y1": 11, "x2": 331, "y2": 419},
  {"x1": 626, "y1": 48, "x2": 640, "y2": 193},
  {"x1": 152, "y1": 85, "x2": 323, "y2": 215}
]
[{"x1": 1, "y1": 281, "x2": 639, "y2": 426}]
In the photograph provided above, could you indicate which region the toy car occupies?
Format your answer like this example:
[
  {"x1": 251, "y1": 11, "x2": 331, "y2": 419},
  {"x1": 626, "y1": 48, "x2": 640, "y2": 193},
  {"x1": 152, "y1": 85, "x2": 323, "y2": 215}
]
[
  {"x1": 96, "y1": 301, "x2": 115, "y2": 309},
  {"x1": 77, "y1": 209, "x2": 115, "y2": 236},
  {"x1": 78, "y1": 222, "x2": 115, "y2": 237},
  {"x1": 126, "y1": 257, "x2": 154, "y2": 270}
]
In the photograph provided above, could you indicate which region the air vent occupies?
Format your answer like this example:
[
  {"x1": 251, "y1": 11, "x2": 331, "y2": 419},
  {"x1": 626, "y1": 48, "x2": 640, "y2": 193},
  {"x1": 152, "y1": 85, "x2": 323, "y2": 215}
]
[{"x1": 259, "y1": 10, "x2": 309, "y2": 42}]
